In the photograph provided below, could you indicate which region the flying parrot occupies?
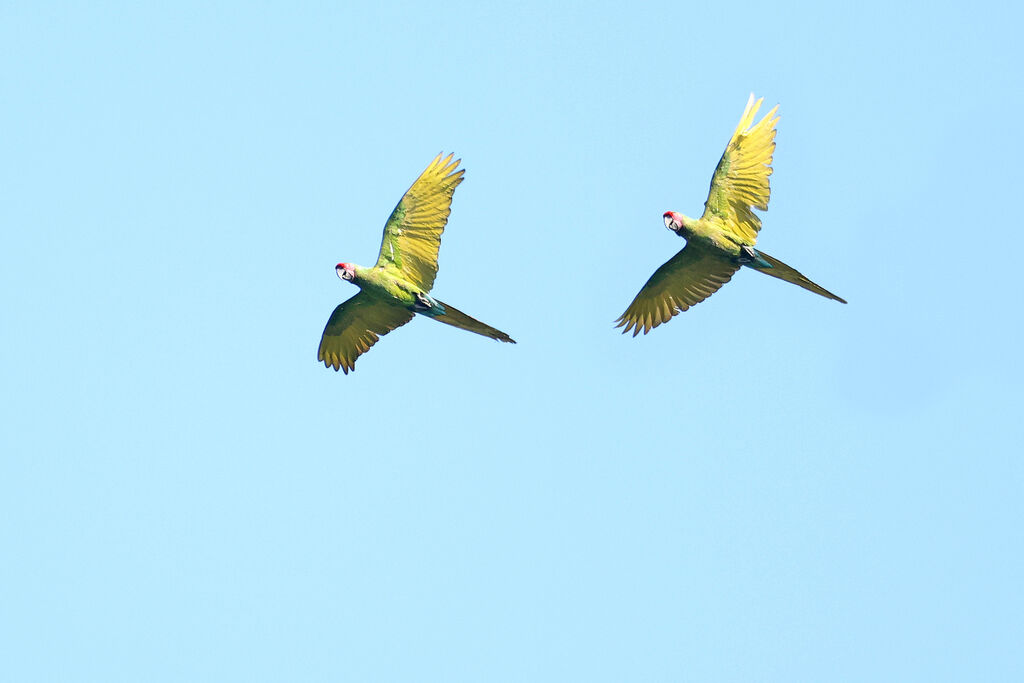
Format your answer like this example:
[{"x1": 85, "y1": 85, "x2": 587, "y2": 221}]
[
  {"x1": 318, "y1": 153, "x2": 515, "y2": 373},
  {"x1": 616, "y1": 94, "x2": 846, "y2": 336}
]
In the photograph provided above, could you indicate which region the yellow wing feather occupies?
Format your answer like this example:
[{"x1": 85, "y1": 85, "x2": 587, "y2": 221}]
[
  {"x1": 318, "y1": 292, "x2": 415, "y2": 373},
  {"x1": 701, "y1": 94, "x2": 779, "y2": 244},
  {"x1": 376, "y1": 153, "x2": 465, "y2": 291},
  {"x1": 615, "y1": 245, "x2": 740, "y2": 336}
]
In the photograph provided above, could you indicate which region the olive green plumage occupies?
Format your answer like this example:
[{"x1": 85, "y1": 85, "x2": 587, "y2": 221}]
[
  {"x1": 318, "y1": 154, "x2": 514, "y2": 374},
  {"x1": 616, "y1": 94, "x2": 846, "y2": 336}
]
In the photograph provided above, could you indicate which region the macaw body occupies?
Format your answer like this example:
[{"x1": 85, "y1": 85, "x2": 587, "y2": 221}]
[
  {"x1": 319, "y1": 154, "x2": 514, "y2": 373},
  {"x1": 669, "y1": 213, "x2": 845, "y2": 302},
  {"x1": 616, "y1": 94, "x2": 846, "y2": 336}
]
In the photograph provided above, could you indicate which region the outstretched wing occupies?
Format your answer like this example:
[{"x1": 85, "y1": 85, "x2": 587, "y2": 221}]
[
  {"x1": 701, "y1": 93, "x2": 779, "y2": 244},
  {"x1": 375, "y1": 153, "x2": 465, "y2": 291},
  {"x1": 318, "y1": 292, "x2": 415, "y2": 373},
  {"x1": 615, "y1": 244, "x2": 740, "y2": 336}
]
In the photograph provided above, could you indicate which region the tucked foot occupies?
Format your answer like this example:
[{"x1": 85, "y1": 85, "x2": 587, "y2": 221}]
[
  {"x1": 414, "y1": 291, "x2": 445, "y2": 315},
  {"x1": 737, "y1": 245, "x2": 772, "y2": 269}
]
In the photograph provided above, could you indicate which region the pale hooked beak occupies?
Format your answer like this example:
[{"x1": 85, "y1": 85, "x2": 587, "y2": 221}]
[{"x1": 664, "y1": 213, "x2": 681, "y2": 232}]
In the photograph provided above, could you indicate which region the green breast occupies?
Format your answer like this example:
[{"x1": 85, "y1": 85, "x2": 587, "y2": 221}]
[
  {"x1": 355, "y1": 266, "x2": 419, "y2": 308},
  {"x1": 687, "y1": 218, "x2": 744, "y2": 256}
]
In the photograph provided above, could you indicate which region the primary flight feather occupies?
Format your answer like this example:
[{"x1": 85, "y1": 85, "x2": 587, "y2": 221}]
[
  {"x1": 616, "y1": 94, "x2": 846, "y2": 336},
  {"x1": 318, "y1": 153, "x2": 515, "y2": 373}
]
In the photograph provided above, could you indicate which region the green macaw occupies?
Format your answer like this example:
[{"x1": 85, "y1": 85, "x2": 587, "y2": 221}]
[
  {"x1": 318, "y1": 153, "x2": 515, "y2": 373},
  {"x1": 616, "y1": 94, "x2": 846, "y2": 336}
]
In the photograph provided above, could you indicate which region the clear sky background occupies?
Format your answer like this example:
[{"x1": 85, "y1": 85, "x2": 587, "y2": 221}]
[{"x1": 2, "y1": 2, "x2": 1022, "y2": 681}]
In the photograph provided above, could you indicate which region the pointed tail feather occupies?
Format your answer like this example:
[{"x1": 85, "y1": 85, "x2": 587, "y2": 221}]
[
  {"x1": 428, "y1": 300, "x2": 516, "y2": 343},
  {"x1": 747, "y1": 250, "x2": 847, "y2": 303}
]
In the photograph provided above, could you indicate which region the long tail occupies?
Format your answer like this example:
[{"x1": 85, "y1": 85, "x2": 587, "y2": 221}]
[
  {"x1": 746, "y1": 249, "x2": 847, "y2": 303},
  {"x1": 425, "y1": 299, "x2": 516, "y2": 343}
]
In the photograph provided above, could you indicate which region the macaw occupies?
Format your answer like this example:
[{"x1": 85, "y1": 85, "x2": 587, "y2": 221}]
[
  {"x1": 616, "y1": 94, "x2": 846, "y2": 336},
  {"x1": 318, "y1": 153, "x2": 514, "y2": 373}
]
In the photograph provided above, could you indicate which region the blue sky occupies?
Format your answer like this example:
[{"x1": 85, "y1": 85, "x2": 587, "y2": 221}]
[{"x1": 2, "y1": 2, "x2": 1022, "y2": 681}]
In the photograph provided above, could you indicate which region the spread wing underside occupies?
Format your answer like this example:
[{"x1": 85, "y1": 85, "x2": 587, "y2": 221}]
[
  {"x1": 318, "y1": 292, "x2": 415, "y2": 373},
  {"x1": 616, "y1": 244, "x2": 740, "y2": 335},
  {"x1": 375, "y1": 153, "x2": 464, "y2": 291},
  {"x1": 701, "y1": 94, "x2": 779, "y2": 244}
]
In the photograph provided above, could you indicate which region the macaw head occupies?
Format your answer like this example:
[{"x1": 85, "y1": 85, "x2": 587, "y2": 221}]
[
  {"x1": 663, "y1": 211, "x2": 685, "y2": 234},
  {"x1": 336, "y1": 262, "x2": 356, "y2": 282}
]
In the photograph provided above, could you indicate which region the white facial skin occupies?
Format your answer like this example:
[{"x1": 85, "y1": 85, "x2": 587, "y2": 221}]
[
  {"x1": 336, "y1": 263, "x2": 356, "y2": 281},
  {"x1": 663, "y1": 212, "x2": 682, "y2": 233}
]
